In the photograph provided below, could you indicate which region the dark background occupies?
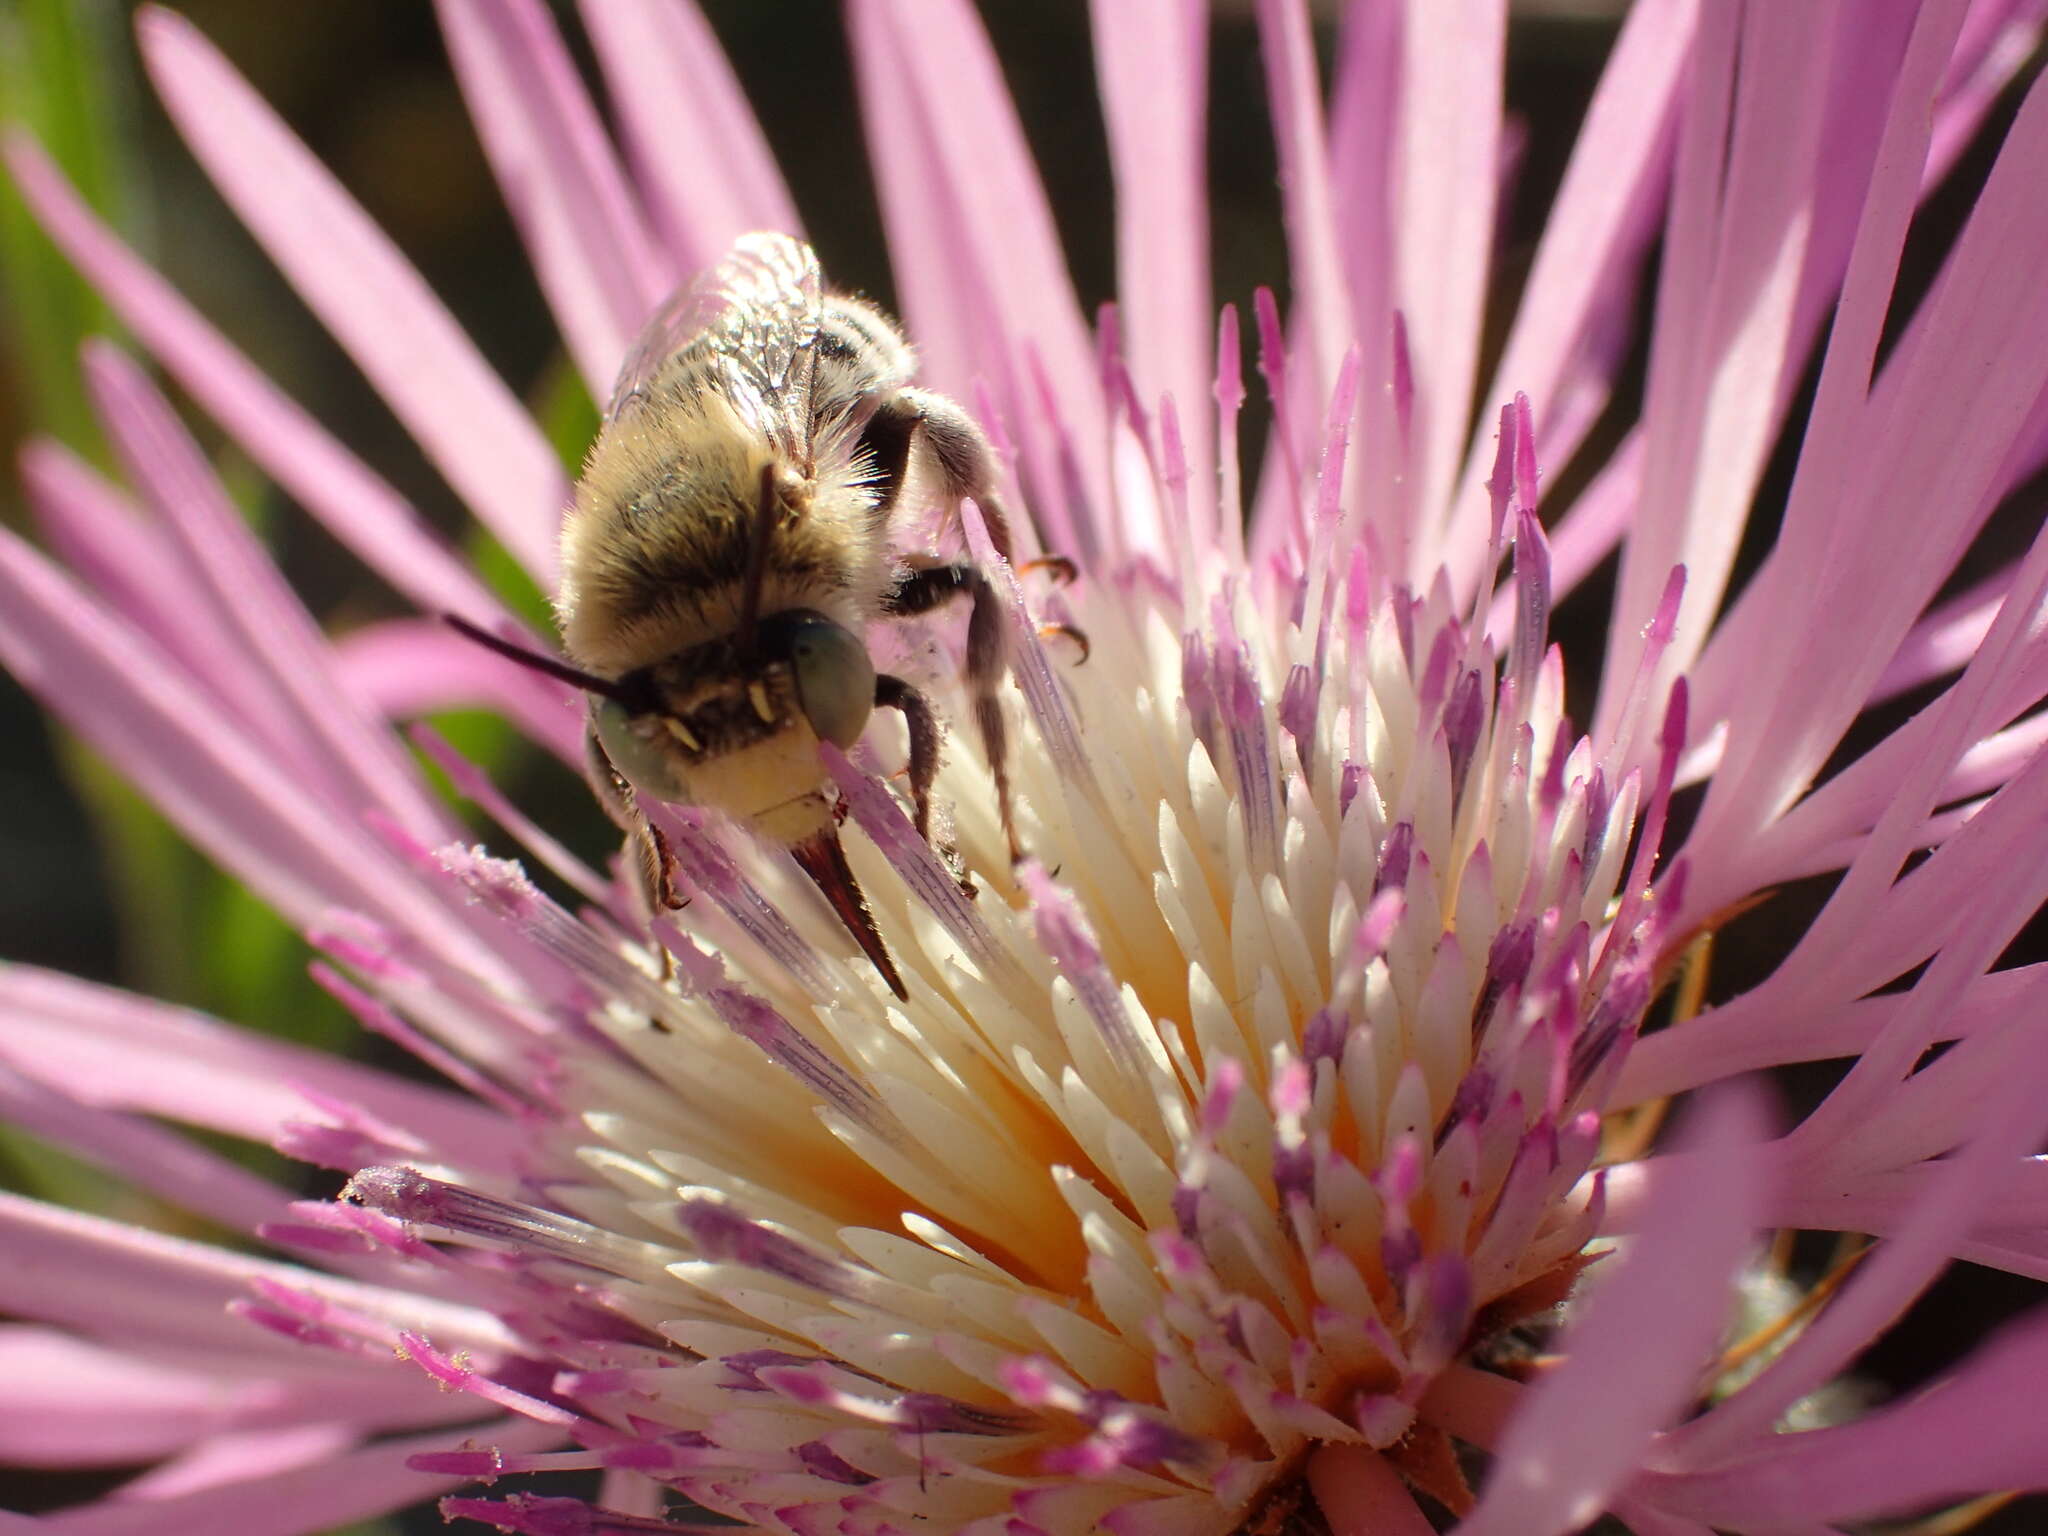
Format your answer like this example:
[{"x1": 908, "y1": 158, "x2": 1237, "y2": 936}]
[{"x1": 1, "y1": 2, "x2": 2042, "y2": 1532}]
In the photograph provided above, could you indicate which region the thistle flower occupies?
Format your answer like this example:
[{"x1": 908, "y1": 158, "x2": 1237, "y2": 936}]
[{"x1": 6, "y1": 3, "x2": 2048, "y2": 1534}]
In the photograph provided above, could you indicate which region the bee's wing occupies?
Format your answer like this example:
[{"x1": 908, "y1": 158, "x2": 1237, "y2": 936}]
[{"x1": 607, "y1": 232, "x2": 821, "y2": 465}]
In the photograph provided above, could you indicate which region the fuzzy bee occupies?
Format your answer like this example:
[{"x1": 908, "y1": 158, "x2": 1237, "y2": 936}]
[{"x1": 453, "y1": 232, "x2": 1060, "y2": 997}]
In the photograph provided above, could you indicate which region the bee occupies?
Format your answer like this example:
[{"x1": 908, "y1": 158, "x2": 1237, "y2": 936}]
[{"x1": 452, "y1": 232, "x2": 1062, "y2": 998}]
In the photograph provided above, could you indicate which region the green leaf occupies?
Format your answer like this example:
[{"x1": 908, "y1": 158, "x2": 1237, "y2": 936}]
[{"x1": 0, "y1": 0, "x2": 141, "y2": 459}]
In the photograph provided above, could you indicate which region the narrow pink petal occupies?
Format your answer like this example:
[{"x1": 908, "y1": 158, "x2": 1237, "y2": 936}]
[
  {"x1": 1444, "y1": 0, "x2": 1693, "y2": 590},
  {"x1": 0, "y1": 1061, "x2": 292, "y2": 1234},
  {"x1": 31, "y1": 1418, "x2": 563, "y2": 1536},
  {"x1": 0, "y1": 1328, "x2": 486, "y2": 1465},
  {"x1": 1668, "y1": 953, "x2": 2048, "y2": 1463},
  {"x1": 1643, "y1": 1309, "x2": 2048, "y2": 1526},
  {"x1": 1637, "y1": 734, "x2": 2048, "y2": 1129},
  {"x1": 1, "y1": 134, "x2": 503, "y2": 623},
  {"x1": 0, "y1": 1328, "x2": 294, "y2": 1465},
  {"x1": 1616, "y1": 964, "x2": 2048, "y2": 1108},
  {"x1": 1686, "y1": 10, "x2": 2048, "y2": 729},
  {"x1": 847, "y1": 0, "x2": 1106, "y2": 560},
  {"x1": 0, "y1": 528, "x2": 502, "y2": 973},
  {"x1": 1713, "y1": 507, "x2": 2048, "y2": 1025},
  {"x1": 1391, "y1": 0, "x2": 1505, "y2": 567},
  {"x1": 136, "y1": 8, "x2": 566, "y2": 586},
  {"x1": 1518, "y1": 431, "x2": 1643, "y2": 610},
  {"x1": 1762, "y1": 641, "x2": 2048, "y2": 887},
  {"x1": 1458, "y1": 1089, "x2": 1770, "y2": 1536},
  {"x1": 0, "y1": 965, "x2": 524, "y2": 1169},
  {"x1": 1326, "y1": 0, "x2": 1402, "y2": 569},
  {"x1": 576, "y1": 0, "x2": 801, "y2": 271},
  {"x1": 1877, "y1": 568, "x2": 2009, "y2": 698},
  {"x1": 82, "y1": 344, "x2": 456, "y2": 846},
  {"x1": 1597, "y1": 4, "x2": 1847, "y2": 746},
  {"x1": 1928, "y1": 0, "x2": 2048, "y2": 180},
  {"x1": 1690, "y1": 18, "x2": 2048, "y2": 838},
  {"x1": 1253, "y1": 0, "x2": 1353, "y2": 542},
  {"x1": 436, "y1": 0, "x2": 670, "y2": 395},
  {"x1": 20, "y1": 441, "x2": 275, "y2": 730},
  {"x1": 0, "y1": 1192, "x2": 516, "y2": 1361},
  {"x1": 1782, "y1": 756, "x2": 2048, "y2": 1165},
  {"x1": 111, "y1": 1423, "x2": 357, "y2": 1502},
  {"x1": 1763, "y1": 1153, "x2": 2048, "y2": 1249},
  {"x1": 329, "y1": 616, "x2": 584, "y2": 767},
  {"x1": 1090, "y1": 0, "x2": 1211, "y2": 532},
  {"x1": 410, "y1": 725, "x2": 610, "y2": 907}
]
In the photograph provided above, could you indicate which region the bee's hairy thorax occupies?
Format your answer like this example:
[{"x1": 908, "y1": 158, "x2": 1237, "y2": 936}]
[{"x1": 557, "y1": 390, "x2": 893, "y2": 679}]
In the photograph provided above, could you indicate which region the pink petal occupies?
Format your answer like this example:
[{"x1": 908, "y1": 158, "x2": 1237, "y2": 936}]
[
  {"x1": 28, "y1": 1417, "x2": 563, "y2": 1536},
  {"x1": 847, "y1": 0, "x2": 1105, "y2": 560},
  {"x1": 1667, "y1": 955, "x2": 2048, "y2": 1463},
  {"x1": 0, "y1": 1191, "x2": 516, "y2": 1361},
  {"x1": 1929, "y1": 0, "x2": 2048, "y2": 180},
  {"x1": 1876, "y1": 566, "x2": 2011, "y2": 699},
  {"x1": 0, "y1": 1327, "x2": 486, "y2": 1466},
  {"x1": 1445, "y1": 0, "x2": 1693, "y2": 592},
  {"x1": 1387, "y1": 0, "x2": 1505, "y2": 566},
  {"x1": 1690, "y1": 33, "x2": 2048, "y2": 840},
  {"x1": 110, "y1": 1423, "x2": 358, "y2": 1502},
  {"x1": 80, "y1": 344, "x2": 455, "y2": 846},
  {"x1": 1597, "y1": 4, "x2": 1848, "y2": 745},
  {"x1": 1687, "y1": 7, "x2": 2048, "y2": 728},
  {"x1": 19, "y1": 441, "x2": 270, "y2": 729},
  {"x1": 1090, "y1": 0, "x2": 1212, "y2": 536},
  {"x1": 1751, "y1": 664, "x2": 2048, "y2": 900},
  {"x1": 329, "y1": 616, "x2": 584, "y2": 767},
  {"x1": 0, "y1": 965, "x2": 524, "y2": 1169},
  {"x1": 576, "y1": 0, "x2": 801, "y2": 270},
  {"x1": 1458, "y1": 1088, "x2": 1770, "y2": 1536},
  {"x1": 436, "y1": 0, "x2": 670, "y2": 395},
  {"x1": 0, "y1": 1061, "x2": 292, "y2": 1234},
  {"x1": 1253, "y1": 0, "x2": 1354, "y2": 547},
  {"x1": 1, "y1": 134, "x2": 503, "y2": 623},
  {"x1": 1764, "y1": 1161, "x2": 2048, "y2": 1260},
  {"x1": 0, "y1": 1327, "x2": 297, "y2": 1466},
  {"x1": 1326, "y1": 1, "x2": 1401, "y2": 566},
  {"x1": 1617, "y1": 963, "x2": 2048, "y2": 1107},
  {"x1": 1640, "y1": 1308, "x2": 2048, "y2": 1527},
  {"x1": 1723, "y1": 540, "x2": 2048, "y2": 1035},
  {"x1": 0, "y1": 527, "x2": 500, "y2": 973},
  {"x1": 136, "y1": 8, "x2": 567, "y2": 586}
]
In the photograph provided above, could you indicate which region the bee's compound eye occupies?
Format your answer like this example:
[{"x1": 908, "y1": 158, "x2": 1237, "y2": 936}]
[
  {"x1": 774, "y1": 614, "x2": 876, "y2": 749},
  {"x1": 593, "y1": 698, "x2": 690, "y2": 803}
]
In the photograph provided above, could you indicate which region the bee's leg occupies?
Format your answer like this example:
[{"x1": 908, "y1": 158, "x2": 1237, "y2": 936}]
[
  {"x1": 860, "y1": 385, "x2": 1016, "y2": 561},
  {"x1": 887, "y1": 563, "x2": 1022, "y2": 864},
  {"x1": 584, "y1": 725, "x2": 685, "y2": 916},
  {"x1": 874, "y1": 674, "x2": 941, "y2": 842}
]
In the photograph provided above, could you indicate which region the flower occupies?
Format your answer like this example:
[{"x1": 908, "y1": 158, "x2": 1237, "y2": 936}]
[{"x1": 6, "y1": 1, "x2": 2048, "y2": 1532}]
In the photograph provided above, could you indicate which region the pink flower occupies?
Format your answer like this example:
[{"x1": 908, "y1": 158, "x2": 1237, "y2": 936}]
[{"x1": 5, "y1": 2, "x2": 2048, "y2": 1532}]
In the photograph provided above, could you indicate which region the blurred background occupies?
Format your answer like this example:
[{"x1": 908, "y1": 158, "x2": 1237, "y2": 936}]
[{"x1": 2, "y1": 2, "x2": 2042, "y2": 1532}]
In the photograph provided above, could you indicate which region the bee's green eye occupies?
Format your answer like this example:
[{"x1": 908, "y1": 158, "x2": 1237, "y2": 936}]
[
  {"x1": 593, "y1": 697, "x2": 689, "y2": 802},
  {"x1": 768, "y1": 613, "x2": 875, "y2": 749}
]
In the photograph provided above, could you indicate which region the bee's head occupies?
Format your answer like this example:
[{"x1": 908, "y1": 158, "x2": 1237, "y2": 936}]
[{"x1": 590, "y1": 609, "x2": 876, "y2": 811}]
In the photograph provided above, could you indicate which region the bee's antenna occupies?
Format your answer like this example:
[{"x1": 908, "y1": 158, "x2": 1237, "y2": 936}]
[
  {"x1": 735, "y1": 462, "x2": 780, "y2": 664},
  {"x1": 442, "y1": 613, "x2": 640, "y2": 705}
]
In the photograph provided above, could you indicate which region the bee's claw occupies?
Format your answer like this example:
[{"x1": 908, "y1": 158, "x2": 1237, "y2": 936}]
[
  {"x1": 1019, "y1": 554, "x2": 1079, "y2": 586},
  {"x1": 1037, "y1": 622, "x2": 1090, "y2": 665}
]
